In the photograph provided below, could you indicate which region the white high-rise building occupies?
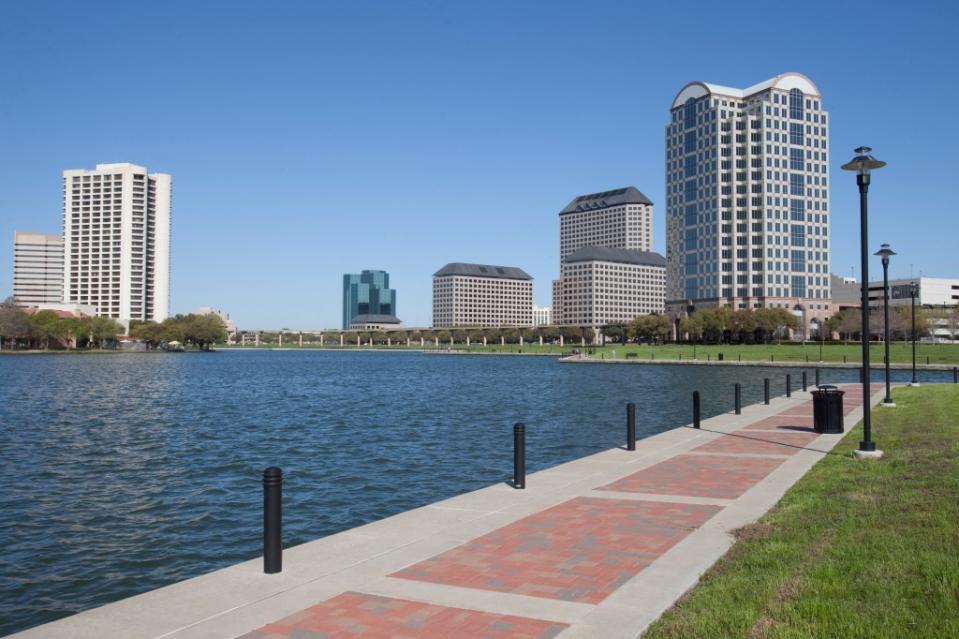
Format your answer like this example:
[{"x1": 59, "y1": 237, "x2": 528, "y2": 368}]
[
  {"x1": 62, "y1": 163, "x2": 171, "y2": 324},
  {"x1": 553, "y1": 186, "x2": 664, "y2": 327},
  {"x1": 559, "y1": 187, "x2": 653, "y2": 263},
  {"x1": 13, "y1": 231, "x2": 64, "y2": 304},
  {"x1": 666, "y1": 72, "x2": 832, "y2": 337}
]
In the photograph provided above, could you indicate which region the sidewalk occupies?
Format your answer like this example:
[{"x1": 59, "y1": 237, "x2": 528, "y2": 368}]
[{"x1": 14, "y1": 384, "x2": 885, "y2": 639}]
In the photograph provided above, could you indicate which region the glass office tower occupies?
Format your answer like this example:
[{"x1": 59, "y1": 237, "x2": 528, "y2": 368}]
[{"x1": 342, "y1": 270, "x2": 396, "y2": 329}]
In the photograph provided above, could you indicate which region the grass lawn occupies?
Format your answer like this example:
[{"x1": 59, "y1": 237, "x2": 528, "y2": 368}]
[
  {"x1": 643, "y1": 384, "x2": 959, "y2": 639},
  {"x1": 215, "y1": 341, "x2": 959, "y2": 365}
]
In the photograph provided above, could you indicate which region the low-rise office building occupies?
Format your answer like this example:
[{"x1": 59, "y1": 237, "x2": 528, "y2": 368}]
[
  {"x1": 557, "y1": 247, "x2": 666, "y2": 328},
  {"x1": 13, "y1": 231, "x2": 64, "y2": 305},
  {"x1": 349, "y1": 314, "x2": 402, "y2": 330},
  {"x1": 533, "y1": 305, "x2": 552, "y2": 326},
  {"x1": 432, "y1": 263, "x2": 533, "y2": 328}
]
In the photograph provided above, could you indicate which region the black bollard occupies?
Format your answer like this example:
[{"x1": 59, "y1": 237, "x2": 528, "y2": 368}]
[
  {"x1": 786, "y1": 374, "x2": 792, "y2": 398},
  {"x1": 764, "y1": 378, "x2": 770, "y2": 405},
  {"x1": 770, "y1": 354, "x2": 774, "y2": 362},
  {"x1": 815, "y1": 368, "x2": 821, "y2": 387},
  {"x1": 693, "y1": 391, "x2": 701, "y2": 429},
  {"x1": 626, "y1": 402, "x2": 636, "y2": 451},
  {"x1": 734, "y1": 383, "x2": 742, "y2": 415},
  {"x1": 805, "y1": 355, "x2": 809, "y2": 363},
  {"x1": 513, "y1": 423, "x2": 526, "y2": 489},
  {"x1": 263, "y1": 467, "x2": 282, "y2": 574},
  {"x1": 802, "y1": 371, "x2": 808, "y2": 392},
  {"x1": 954, "y1": 367, "x2": 958, "y2": 384},
  {"x1": 927, "y1": 356, "x2": 930, "y2": 365},
  {"x1": 843, "y1": 355, "x2": 847, "y2": 364}
]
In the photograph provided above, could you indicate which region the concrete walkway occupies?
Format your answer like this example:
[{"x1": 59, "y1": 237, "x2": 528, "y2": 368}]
[{"x1": 13, "y1": 384, "x2": 885, "y2": 639}]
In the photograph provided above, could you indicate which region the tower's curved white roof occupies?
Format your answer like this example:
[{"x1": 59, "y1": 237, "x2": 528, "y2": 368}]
[{"x1": 670, "y1": 72, "x2": 820, "y2": 109}]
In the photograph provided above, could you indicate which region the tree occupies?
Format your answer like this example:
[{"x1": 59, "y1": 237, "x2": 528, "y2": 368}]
[
  {"x1": 28, "y1": 310, "x2": 64, "y2": 349},
  {"x1": 603, "y1": 323, "x2": 627, "y2": 344},
  {"x1": 184, "y1": 314, "x2": 227, "y2": 350},
  {"x1": 538, "y1": 326, "x2": 560, "y2": 343},
  {"x1": 0, "y1": 302, "x2": 32, "y2": 349},
  {"x1": 91, "y1": 316, "x2": 124, "y2": 347}
]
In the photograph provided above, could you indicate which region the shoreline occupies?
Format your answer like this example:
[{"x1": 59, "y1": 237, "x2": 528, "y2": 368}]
[{"x1": 2, "y1": 346, "x2": 956, "y2": 371}]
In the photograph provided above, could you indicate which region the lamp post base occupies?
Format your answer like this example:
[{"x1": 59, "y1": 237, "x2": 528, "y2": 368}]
[
  {"x1": 853, "y1": 448, "x2": 884, "y2": 460},
  {"x1": 880, "y1": 400, "x2": 897, "y2": 407}
]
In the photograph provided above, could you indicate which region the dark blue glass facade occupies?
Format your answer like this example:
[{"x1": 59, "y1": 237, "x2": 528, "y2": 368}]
[{"x1": 342, "y1": 270, "x2": 397, "y2": 328}]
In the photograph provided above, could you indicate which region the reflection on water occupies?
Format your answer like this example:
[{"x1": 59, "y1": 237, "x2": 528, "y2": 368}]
[{"x1": 0, "y1": 351, "x2": 948, "y2": 635}]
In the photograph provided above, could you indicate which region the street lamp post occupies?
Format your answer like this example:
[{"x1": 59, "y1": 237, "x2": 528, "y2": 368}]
[
  {"x1": 841, "y1": 147, "x2": 886, "y2": 458},
  {"x1": 910, "y1": 281, "x2": 919, "y2": 386},
  {"x1": 875, "y1": 244, "x2": 896, "y2": 406}
]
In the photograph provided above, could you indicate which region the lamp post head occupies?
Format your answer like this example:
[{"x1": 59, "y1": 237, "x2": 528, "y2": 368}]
[
  {"x1": 841, "y1": 146, "x2": 887, "y2": 175},
  {"x1": 874, "y1": 243, "x2": 896, "y2": 266}
]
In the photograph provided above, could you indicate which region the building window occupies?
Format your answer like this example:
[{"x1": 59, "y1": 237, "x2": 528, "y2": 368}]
[{"x1": 789, "y1": 89, "x2": 804, "y2": 120}]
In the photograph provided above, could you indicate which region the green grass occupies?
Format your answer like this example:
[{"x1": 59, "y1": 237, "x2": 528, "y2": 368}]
[
  {"x1": 214, "y1": 341, "x2": 959, "y2": 365},
  {"x1": 642, "y1": 385, "x2": 959, "y2": 639}
]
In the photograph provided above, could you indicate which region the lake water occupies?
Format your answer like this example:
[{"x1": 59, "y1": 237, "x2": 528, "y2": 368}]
[{"x1": 0, "y1": 350, "x2": 950, "y2": 635}]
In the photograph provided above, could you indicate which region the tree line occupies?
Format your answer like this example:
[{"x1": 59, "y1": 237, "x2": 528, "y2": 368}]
[
  {"x1": 824, "y1": 305, "x2": 931, "y2": 341},
  {"x1": 679, "y1": 307, "x2": 801, "y2": 344},
  {"x1": 130, "y1": 314, "x2": 228, "y2": 350},
  {"x1": 0, "y1": 299, "x2": 124, "y2": 350}
]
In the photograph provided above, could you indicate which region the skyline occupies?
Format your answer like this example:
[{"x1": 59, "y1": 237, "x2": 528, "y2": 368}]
[{"x1": 1, "y1": 2, "x2": 957, "y2": 329}]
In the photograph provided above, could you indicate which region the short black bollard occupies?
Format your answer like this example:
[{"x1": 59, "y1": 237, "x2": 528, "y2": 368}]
[
  {"x1": 764, "y1": 378, "x2": 770, "y2": 405},
  {"x1": 626, "y1": 402, "x2": 636, "y2": 451},
  {"x1": 843, "y1": 355, "x2": 847, "y2": 364},
  {"x1": 927, "y1": 356, "x2": 930, "y2": 365},
  {"x1": 815, "y1": 368, "x2": 821, "y2": 387},
  {"x1": 734, "y1": 383, "x2": 742, "y2": 415},
  {"x1": 954, "y1": 367, "x2": 958, "y2": 384},
  {"x1": 802, "y1": 371, "x2": 808, "y2": 392},
  {"x1": 770, "y1": 355, "x2": 774, "y2": 362},
  {"x1": 805, "y1": 354, "x2": 809, "y2": 363},
  {"x1": 263, "y1": 467, "x2": 283, "y2": 574},
  {"x1": 786, "y1": 374, "x2": 792, "y2": 398},
  {"x1": 693, "y1": 391, "x2": 701, "y2": 429},
  {"x1": 513, "y1": 423, "x2": 526, "y2": 489},
  {"x1": 738, "y1": 354, "x2": 742, "y2": 362}
]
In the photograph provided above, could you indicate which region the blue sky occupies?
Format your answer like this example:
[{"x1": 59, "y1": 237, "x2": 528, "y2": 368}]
[{"x1": 1, "y1": 1, "x2": 956, "y2": 329}]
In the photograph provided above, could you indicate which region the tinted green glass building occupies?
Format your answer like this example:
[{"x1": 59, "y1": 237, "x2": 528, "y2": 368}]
[{"x1": 342, "y1": 270, "x2": 397, "y2": 329}]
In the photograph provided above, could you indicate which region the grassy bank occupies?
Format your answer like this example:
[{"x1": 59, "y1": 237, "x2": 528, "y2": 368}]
[
  {"x1": 643, "y1": 384, "x2": 959, "y2": 639},
  {"x1": 214, "y1": 342, "x2": 959, "y2": 365}
]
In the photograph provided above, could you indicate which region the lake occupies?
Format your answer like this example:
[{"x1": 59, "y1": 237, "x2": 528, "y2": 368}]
[{"x1": 0, "y1": 350, "x2": 948, "y2": 635}]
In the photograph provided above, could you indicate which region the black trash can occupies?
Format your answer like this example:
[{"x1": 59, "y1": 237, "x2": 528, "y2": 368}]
[{"x1": 812, "y1": 385, "x2": 845, "y2": 434}]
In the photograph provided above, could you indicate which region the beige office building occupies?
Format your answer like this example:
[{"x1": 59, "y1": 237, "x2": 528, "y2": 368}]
[
  {"x1": 13, "y1": 231, "x2": 64, "y2": 304},
  {"x1": 553, "y1": 186, "x2": 662, "y2": 326},
  {"x1": 666, "y1": 72, "x2": 833, "y2": 338},
  {"x1": 62, "y1": 163, "x2": 171, "y2": 324},
  {"x1": 559, "y1": 247, "x2": 666, "y2": 327},
  {"x1": 432, "y1": 263, "x2": 533, "y2": 328}
]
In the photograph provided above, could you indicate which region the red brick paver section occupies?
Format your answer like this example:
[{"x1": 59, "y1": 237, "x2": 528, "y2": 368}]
[
  {"x1": 390, "y1": 496, "x2": 720, "y2": 604},
  {"x1": 236, "y1": 591, "x2": 568, "y2": 639},
  {"x1": 691, "y1": 430, "x2": 819, "y2": 456},
  {"x1": 743, "y1": 414, "x2": 814, "y2": 431},
  {"x1": 597, "y1": 454, "x2": 785, "y2": 499}
]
